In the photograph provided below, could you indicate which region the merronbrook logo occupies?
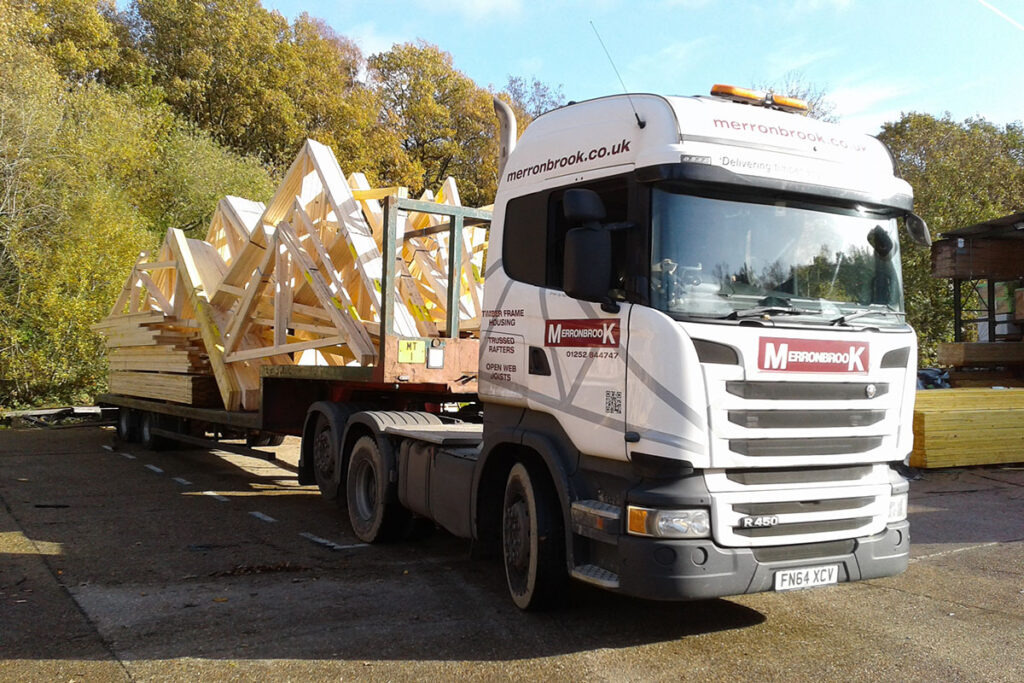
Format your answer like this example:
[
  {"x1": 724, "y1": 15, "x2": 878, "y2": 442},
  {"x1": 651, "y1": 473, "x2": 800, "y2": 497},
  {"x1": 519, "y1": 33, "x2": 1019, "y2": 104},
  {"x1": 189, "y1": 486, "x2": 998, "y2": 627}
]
[{"x1": 505, "y1": 139, "x2": 632, "y2": 183}]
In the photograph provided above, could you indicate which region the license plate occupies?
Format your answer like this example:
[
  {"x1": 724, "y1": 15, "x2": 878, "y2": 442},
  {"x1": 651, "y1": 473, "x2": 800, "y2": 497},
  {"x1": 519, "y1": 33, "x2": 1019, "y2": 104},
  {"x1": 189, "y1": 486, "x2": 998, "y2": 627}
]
[{"x1": 774, "y1": 564, "x2": 838, "y2": 591}]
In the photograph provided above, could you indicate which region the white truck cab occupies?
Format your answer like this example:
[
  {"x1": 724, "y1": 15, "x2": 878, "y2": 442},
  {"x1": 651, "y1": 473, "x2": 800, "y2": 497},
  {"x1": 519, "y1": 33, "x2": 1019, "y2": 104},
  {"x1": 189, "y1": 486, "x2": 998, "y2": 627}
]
[{"x1": 478, "y1": 87, "x2": 925, "y2": 607}]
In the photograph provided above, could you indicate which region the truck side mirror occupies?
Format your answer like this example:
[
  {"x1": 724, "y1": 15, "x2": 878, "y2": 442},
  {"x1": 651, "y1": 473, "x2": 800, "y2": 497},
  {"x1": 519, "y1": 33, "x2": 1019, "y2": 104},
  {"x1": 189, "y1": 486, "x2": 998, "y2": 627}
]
[
  {"x1": 564, "y1": 226, "x2": 612, "y2": 303},
  {"x1": 905, "y1": 212, "x2": 931, "y2": 247},
  {"x1": 563, "y1": 189, "x2": 606, "y2": 225}
]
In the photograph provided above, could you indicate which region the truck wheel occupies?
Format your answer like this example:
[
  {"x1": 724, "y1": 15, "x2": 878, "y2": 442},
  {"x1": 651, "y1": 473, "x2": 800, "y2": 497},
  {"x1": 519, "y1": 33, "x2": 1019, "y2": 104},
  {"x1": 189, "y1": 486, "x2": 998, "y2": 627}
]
[
  {"x1": 116, "y1": 408, "x2": 138, "y2": 443},
  {"x1": 246, "y1": 431, "x2": 285, "y2": 447},
  {"x1": 346, "y1": 436, "x2": 408, "y2": 543},
  {"x1": 138, "y1": 412, "x2": 166, "y2": 451},
  {"x1": 312, "y1": 413, "x2": 340, "y2": 499},
  {"x1": 502, "y1": 461, "x2": 566, "y2": 610}
]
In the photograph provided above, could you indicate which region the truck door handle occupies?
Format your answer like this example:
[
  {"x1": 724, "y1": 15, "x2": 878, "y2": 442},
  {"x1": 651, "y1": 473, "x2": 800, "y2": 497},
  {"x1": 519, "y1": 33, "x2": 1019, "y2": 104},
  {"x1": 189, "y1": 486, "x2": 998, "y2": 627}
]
[{"x1": 528, "y1": 347, "x2": 551, "y2": 376}]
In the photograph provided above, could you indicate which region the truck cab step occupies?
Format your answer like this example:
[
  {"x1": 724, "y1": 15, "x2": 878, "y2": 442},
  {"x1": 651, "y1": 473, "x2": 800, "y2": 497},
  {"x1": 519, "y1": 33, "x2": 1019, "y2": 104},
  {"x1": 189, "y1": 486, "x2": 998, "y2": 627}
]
[{"x1": 571, "y1": 563, "x2": 620, "y2": 589}]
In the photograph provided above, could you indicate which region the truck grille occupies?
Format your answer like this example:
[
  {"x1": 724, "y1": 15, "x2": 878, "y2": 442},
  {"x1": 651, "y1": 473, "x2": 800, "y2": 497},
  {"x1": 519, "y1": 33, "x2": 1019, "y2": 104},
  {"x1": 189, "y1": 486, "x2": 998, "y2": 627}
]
[
  {"x1": 730, "y1": 436, "x2": 883, "y2": 457},
  {"x1": 710, "y1": 483, "x2": 888, "y2": 547},
  {"x1": 698, "y1": 338, "x2": 909, "y2": 548},
  {"x1": 725, "y1": 381, "x2": 889, "y2": 400},
  {"x1": 726, "y1": 465, "x2": 872, "y2": 486}
]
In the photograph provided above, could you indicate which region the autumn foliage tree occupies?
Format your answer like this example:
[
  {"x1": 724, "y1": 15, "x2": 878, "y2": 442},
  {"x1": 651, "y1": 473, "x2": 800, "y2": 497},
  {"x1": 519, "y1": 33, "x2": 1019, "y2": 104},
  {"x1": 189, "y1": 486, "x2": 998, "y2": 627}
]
[
  {"x1": 0, "y1": 0, "x2": 562, "y2": 406},
  {"x1": 879, "y1": 113, "x2": 1024, "y2": 364}
]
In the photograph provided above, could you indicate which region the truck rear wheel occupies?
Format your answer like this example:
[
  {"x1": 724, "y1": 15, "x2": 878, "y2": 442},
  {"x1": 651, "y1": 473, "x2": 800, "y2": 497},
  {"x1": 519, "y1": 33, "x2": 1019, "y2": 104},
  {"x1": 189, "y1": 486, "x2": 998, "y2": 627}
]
[
  {"x1": 502, "y1": 461, "x2": 566, "y2": 610},
  {"x1": 116, "y1": 408, "x2": 138, "y2": 443},
  {"x1": 346, "y1": 436, "x2": 408, "y2": 543}
]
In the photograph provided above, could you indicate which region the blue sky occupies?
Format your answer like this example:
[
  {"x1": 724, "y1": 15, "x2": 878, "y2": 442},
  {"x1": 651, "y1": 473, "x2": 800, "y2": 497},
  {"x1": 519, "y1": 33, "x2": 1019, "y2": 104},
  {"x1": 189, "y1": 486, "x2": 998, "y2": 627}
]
[{"x1": 262, "y1": 0, "x2": 1024, "y2": 135}]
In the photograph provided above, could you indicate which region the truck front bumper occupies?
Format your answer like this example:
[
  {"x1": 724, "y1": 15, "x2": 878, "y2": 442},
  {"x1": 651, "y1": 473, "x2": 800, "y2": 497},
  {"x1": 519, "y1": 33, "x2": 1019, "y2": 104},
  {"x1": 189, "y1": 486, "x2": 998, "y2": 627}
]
[{"x1": 611, "y1": 520, "x2": 909, "y2": 601}]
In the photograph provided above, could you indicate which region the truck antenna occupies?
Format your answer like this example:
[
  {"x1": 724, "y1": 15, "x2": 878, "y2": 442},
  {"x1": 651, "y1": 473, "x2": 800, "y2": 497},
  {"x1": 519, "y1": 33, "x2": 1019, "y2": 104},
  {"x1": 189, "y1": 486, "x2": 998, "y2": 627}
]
[{"x1": 590, "y1": 21, "x2": 646, "y2": 129}]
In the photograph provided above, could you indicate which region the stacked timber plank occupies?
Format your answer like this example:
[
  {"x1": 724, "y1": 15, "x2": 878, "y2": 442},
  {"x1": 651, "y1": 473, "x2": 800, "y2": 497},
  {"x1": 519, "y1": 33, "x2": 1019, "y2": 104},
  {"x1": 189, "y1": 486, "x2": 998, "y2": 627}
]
[
  {"x1": 931, "y1": 239, "x2": 1024, "y2": 280},
  {"x1": 93, "y1": 139, "x2": 489, "y2": 410},
  {"x1": 911, "y1": 388, "x2": 1024, "y2": 468},
  {"x1": 937, "y1": 342, "x2": 1024, "y2": 388}
]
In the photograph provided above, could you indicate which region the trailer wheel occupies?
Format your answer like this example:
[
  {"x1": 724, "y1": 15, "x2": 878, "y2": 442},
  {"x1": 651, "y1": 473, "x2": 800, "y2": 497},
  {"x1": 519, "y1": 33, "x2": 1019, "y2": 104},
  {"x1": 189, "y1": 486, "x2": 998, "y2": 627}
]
[
  {"x1": 116, "y1": 408, "x2": 138, "y2": 443},
  {"x1": 502, "y1": 461, "x2": 566, "y2": 610},
  {"x1": 138, "y1": 412, "x2": 166, "y2": 451},
  {"x1": 346, "y1": 436, "x2": 408, "y2": 543},
  {"x1": 312, "y1": 413, "x2": 341, "y2": 499},
  {"x1": 246, "y1": 431, "x2": 285, "y2": 447}
]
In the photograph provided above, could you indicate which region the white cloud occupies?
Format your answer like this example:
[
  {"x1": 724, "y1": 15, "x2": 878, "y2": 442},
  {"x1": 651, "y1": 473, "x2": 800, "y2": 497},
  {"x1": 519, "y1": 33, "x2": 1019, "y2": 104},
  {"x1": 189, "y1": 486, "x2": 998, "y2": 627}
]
[
  {"x1": 415, "y1": 0, "x2": 523, "y2": 22},
  {"x1": 765, "y1": 48, "x2": 840, "y2": 77},
  {"x1": 515, "y1": 56, "x2": 545, "y2": 76},
  {"x1": 828, "y1": 79, "x2": 916, "y2": 133},
  {"x1": 626, "y1": 38, "x2": 713, "y2": 91},
  {"x1": 347, "y1": 21, "x2": 404, "y2": 58},
  {"x1": 660, "y1": 0, "x2": 713, "y2": 8},
  {"x1": 830, "y1": 82, "x2": 910, "y2": 117},
  {"x1": 789, "y1": 0, "x2": 854, "y2": 11}
]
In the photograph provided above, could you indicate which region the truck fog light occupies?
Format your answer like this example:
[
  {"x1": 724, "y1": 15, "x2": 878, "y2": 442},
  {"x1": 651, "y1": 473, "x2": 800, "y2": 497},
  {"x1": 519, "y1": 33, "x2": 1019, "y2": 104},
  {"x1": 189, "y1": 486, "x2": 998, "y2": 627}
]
[
  {"x1": 627, "y1": 506, "x2": 710, "y2": 539},
  {"x1": 887, "y1": 492, "x2": 908, "y2": 523}
]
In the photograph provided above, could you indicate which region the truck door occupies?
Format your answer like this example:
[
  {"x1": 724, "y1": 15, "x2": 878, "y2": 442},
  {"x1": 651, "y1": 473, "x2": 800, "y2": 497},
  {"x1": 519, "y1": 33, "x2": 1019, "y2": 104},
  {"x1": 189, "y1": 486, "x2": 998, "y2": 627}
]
[{"x1": 499, "y1": 177, "x2": 634, "y2": 463}]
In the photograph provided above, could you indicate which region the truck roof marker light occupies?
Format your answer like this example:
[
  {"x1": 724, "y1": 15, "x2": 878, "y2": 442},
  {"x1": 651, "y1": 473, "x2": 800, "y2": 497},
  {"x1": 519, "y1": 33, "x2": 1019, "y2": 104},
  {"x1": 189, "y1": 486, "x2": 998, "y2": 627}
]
[
  {"x1": 770, "y1": 93, "x2": 809, "y2": 113},
  {"x1": 710, "y1": 84, "x2": 809, "y2": 113},
  {"x1": 711, "y1": 84, "x2": 766, "y2": 104}
]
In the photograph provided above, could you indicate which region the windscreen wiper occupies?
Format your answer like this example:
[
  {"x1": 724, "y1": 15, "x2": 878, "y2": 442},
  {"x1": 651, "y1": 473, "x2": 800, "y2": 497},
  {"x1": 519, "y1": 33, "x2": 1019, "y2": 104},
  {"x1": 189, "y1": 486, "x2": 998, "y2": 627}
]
[
  {"x1": 830, "y1": 307, "x2": 906, "y2": 326},
  {"x1": 722, "y1": 306, "x2": 817, "y2": 320}
]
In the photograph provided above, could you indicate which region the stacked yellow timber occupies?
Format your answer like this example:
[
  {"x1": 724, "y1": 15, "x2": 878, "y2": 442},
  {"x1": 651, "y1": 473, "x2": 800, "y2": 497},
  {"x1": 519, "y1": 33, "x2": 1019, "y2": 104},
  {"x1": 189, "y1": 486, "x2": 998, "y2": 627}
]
[
  {"x1": 911, "y1": 388, "x2": 1024, "y2": 468},
  {"x1": 94, "y1": 139, "x2": 489, "y2": 410}
]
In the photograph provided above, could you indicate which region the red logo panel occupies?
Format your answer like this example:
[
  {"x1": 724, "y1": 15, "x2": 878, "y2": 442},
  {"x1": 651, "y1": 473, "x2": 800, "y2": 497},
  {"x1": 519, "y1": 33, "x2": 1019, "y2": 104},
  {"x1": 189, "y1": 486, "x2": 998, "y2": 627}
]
[
  {"x1": 544, "y1": 319, "x2": 619, "y2": 347},
  {"x1": 758, "y1": 337, "x2": 869, "y2": 374}
]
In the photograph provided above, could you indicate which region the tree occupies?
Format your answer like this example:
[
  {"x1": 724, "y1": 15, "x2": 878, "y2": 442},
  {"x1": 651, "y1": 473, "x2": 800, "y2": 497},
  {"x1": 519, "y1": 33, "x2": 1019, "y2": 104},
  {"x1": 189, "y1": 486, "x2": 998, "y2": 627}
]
[
  {"x1": 503, "y1": 75, "x2": 565, "y2": 128},
  {"x1": 368, "y1": 41, "x2": 499, "y2": 206},
  {"x1": 878, "y1": 113, "x2": 1024, "y2": 364},
  {"x1": 0, "y1": 2, "x2": 276, "y2": 407},
  {"x1": 2, "y1": 0, "x2": 120, "y2": 82},
  {"x1": 283, "y1": 14, "x2": 413, "y2": 185},
  {"x1": 757, "y1": 71, "x2": 838, "y2": 123},
  {"x1": 129, "y1": 0, "x2": 300, "y2": 165}
]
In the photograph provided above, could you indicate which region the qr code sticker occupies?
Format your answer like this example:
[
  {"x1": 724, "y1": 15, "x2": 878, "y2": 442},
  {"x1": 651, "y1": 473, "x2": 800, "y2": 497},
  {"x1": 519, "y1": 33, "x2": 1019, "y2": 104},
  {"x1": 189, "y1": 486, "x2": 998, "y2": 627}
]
[{"x1": 605, "y1": 390, "x2": 622, "y2": 414}]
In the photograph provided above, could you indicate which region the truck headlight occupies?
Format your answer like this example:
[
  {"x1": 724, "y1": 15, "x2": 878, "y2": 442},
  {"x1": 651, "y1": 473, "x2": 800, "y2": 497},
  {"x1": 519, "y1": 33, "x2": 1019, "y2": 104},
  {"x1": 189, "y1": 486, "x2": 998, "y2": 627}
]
[
  {"x1": 627, "y1": 506, "x2": 710, "y2": 538},
  {"x1": 887, "y1": 493, "x2": 908, "y2": 523}
]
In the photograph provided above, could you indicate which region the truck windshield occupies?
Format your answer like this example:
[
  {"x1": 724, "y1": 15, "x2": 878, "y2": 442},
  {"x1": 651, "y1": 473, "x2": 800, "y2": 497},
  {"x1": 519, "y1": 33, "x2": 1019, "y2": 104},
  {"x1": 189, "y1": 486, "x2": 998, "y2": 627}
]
[{"x1": 649, "y1": 186, "x2": 905, "y2": 327}]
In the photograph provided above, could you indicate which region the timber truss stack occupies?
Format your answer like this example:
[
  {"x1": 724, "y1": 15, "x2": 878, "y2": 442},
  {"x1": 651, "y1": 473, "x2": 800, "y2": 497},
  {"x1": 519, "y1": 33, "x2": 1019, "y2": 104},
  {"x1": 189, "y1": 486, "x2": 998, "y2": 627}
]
[{"x1": 93, "y1": 140, "x2": 489, "y2": 411}]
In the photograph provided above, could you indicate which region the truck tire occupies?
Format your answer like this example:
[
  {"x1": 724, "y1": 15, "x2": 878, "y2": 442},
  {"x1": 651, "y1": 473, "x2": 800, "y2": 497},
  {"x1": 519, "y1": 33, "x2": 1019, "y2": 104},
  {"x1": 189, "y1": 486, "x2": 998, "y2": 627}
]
[
  {"x1": 346, "y1": 435, "x2": 408, "y2": 543},
  {"x1": 138, "y1": 412, "x2": 166, "y2": 451},
  {"x1": 502, "y1": 461, "x2": 567, "y2": 610},
  {"x1": 246, "y1": 431, "x2": 285, "y2": 447},
  {"x1": 116, "y1": 408, "x2": 138, "y2": 443},
  {"x1": 312, "y1": 412, "x2": 341, "y2": 499}
]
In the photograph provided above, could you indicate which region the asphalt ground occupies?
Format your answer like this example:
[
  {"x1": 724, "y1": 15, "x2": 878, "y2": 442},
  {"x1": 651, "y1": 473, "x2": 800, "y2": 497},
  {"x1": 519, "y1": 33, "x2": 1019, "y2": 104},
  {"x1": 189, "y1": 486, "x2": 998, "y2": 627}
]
[{"x1": 1, "y1": 425, "x2": 1022, "y2": 681}]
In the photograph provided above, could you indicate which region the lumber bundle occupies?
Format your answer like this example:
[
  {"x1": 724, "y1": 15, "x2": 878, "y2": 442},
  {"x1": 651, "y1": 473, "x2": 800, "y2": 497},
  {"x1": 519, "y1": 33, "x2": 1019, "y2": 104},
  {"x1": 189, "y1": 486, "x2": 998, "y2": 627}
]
[
  {"x1": 93, "y1": 139, "x2": 489, "y2": 410},
  {"x1": 911, "y1": 388, "x2": 1024, "y2": 468},
  {"x1": 931, "y1": 238, "x2": 1024, "y2": 280},
  {"x1": 937, "y1": 342, "x2": 1024, "y2": 366}
]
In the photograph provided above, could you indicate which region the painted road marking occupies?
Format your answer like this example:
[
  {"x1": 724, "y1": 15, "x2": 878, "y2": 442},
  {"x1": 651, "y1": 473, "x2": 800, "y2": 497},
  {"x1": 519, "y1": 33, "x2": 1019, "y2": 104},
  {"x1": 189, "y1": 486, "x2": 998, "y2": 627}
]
[
  {"x1": 173, "y1": 477, "x2": 192, "y2": 486},
  {"x1": 299, "y1": 532, "x2": 367, "y2": 551},
  {"x1": 911, "y1": 542, "x2": 1000, "y2": 563},
  {"x1": 203, "y1": 491, "x2": 230, "y2": 502},
  {"x1": 102, "y1": 445, "x2": 113, "y2": 452},
  {"x1": 119, "y1": 452, "x2": 137, "y2": 460},
  {"x1": 145, "y1": 464, "x2": 164, "y2": 474},
  {"x1": 249, "y1": 511, "x2": 278, "y2": 523}
]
